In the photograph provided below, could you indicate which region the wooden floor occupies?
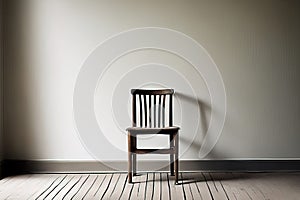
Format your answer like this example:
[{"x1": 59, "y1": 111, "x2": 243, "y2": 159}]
[{"x1": 0, "y1": 172, "x2": 299, "y2": 199}]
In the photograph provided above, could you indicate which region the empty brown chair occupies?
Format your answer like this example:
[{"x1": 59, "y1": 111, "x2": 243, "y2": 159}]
[{"x1": 126, "y1": 89, "x2": 180, "y2": 184}]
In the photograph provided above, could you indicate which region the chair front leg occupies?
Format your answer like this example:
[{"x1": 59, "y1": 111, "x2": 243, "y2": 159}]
[
  {"x1": 128, "y1": 133, "x2": 133, "y2": 183},
  {"x1": 133, "y1": 135, "x2": 137, "y2": 176}
]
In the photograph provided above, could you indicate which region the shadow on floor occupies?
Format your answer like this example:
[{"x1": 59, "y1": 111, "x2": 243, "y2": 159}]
[{"x1": 131, "y1": 172, "x2": 254, "y2": 185}]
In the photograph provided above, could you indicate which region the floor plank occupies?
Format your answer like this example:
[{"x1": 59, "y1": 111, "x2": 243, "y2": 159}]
[
  {"x1": 6, "y1": 174, "x2": 51, "y2": 200},
  {"x1": 203, "y1": 172, "x2": 229, "y2": 200},
  {"x1": 53, "y1": 175, "x2": 81, "y2": 199},
  {"x1": 62, "y1": 174, "x2": 89, "y2": 200},
  {"x1": 226, "y1": 172, "x2": 260, "y2": 200},
  {"x1": 152, "y1": 172, "x2": 160, "y2": 200},
  {"x1": 24, "y1": 174, "x2": 57, "y2": 199},
  {"x1": 72, "y1": 174, "x2": 98, "y2": 199},
  {"x1": 144, "y1": 173, "x2": 153, "y2": 200},
  {"x1": 211, "y1": 172, "x2": 239, "y2": 200},
  {"x1": 169, "y1": 173, "x2": 184, "y2": 200},
  {"x1": 109, "y1": 173, "x2": 127, "y2": 200},
  {"x1": 181, "y1": 172, "x2": 192, "y2": 200},
  {"x1": 0, "y1": 175, "x2": 32, "y2": 198},
  {"x1": 161, "y1": 173, "x2": 170, "y2": 200},
  {"x1": 45, "y1": 175, "x2": 73, "y2": 200},
  {"x1": 104, "y1": 173, "x2": 121, "y2": 199},
  {"x1": 35, "y1": 174, "x2": 66, "y2": 199},
  {"x1": 132, "y1": 173, "x2": 148, "y2": 200},
  {"x1": 182, "y1": 172, "x2": 203, "y2": 200},
  {"x1": 119, "y1": 174, "x2": 133, "y2": 200}
]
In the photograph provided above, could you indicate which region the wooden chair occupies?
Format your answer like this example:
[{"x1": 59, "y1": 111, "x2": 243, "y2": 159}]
[{"x1": 126, "y1": 89, "x2": 180, "y2": 184}]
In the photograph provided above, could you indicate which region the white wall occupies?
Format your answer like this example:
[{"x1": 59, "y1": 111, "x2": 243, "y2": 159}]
[{"x1": 3, "y1": 0, "x2": 300, "y2": 161}]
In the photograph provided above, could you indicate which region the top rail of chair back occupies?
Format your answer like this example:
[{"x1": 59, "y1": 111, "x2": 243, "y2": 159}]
[{"x1": 131, "y1": 89, "x2": 174, "y2": 95}]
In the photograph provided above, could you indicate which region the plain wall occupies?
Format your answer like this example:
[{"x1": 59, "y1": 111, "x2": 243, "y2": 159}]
[{"x1": 3, "y1": 0, "x2": 300, "y2": 161}]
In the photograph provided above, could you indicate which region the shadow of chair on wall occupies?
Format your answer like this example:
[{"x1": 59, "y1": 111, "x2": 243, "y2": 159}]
[
  {"x1": 132, "y1": 92, "x2": 241, "y2": 184},
  {"x1": 173, "y1": 92, "x2": 236, "y2": 184},
  {"x1": 175, "y1": 92, "x2": 210, "y2": 152}
]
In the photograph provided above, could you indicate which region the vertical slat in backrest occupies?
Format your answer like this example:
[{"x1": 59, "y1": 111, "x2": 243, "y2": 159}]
[
  {"x1": 132, "y1": 94, "x2": 136, "y2": 127},
  {"x1": 139, "y1": 94, "x2": 142, "y2": 127},
  {"x1": 162, "y1": 94, "x2": 166, "y2": 127},
  {"x1": 158, "y1": 95, "x2": 161, "y2": 127},
  {"x1": 149, "y1": 95, "x2": 152, "y2": 127},
  {"x1": 154, "y1": 95, "x2": 156, "y2": 127},
  {"x1": 169, "y1": 94, "x2": 173, "y2": 127},
  {"x1": 143, "y1": 95, "x2": 147, "y2": 127},
  {"x1": 131, "y1": 89, "x2": 174, "y2": 128}
]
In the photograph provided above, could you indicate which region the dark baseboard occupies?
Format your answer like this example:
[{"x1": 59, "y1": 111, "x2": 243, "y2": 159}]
[
  {"x1": 2, "y1": 159, "x2": 300, "y2": 177},
  {"x1": 0, "y1": 160, "x2": 2, "y2": 178}
]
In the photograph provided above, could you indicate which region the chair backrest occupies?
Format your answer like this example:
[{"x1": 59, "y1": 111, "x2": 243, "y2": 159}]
[{"x1": 131, "y1": 89, "x2": 174, "y2": 128}]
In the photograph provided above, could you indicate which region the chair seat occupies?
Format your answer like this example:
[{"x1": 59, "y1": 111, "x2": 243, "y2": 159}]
[{"x1": 126, "y1": 126, "x2": 180, "y2": 135}]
